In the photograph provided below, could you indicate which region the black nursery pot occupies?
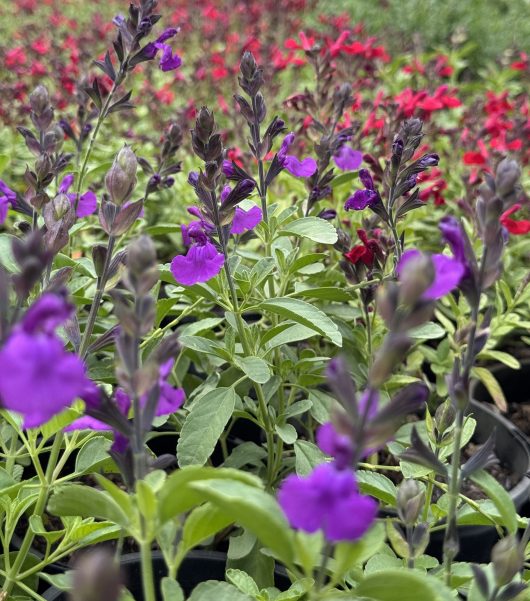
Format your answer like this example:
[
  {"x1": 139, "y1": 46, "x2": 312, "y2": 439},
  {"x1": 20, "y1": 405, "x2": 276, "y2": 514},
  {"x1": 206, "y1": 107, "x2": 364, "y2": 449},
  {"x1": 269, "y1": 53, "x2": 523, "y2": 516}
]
[
  {"x1": 425, "y1": 399, "x2": 530, "y2": 563},
  {"x1": 43, "y1": 550, "x2": 290, "y2": 600},
  {"x1": 471, "y1": 360, "x2": 530, "y2": 444}
]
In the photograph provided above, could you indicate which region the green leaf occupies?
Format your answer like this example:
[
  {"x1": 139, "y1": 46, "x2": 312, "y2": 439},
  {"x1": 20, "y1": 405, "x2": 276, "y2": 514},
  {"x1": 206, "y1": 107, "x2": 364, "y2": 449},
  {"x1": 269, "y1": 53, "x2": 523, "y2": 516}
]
[
  {"x1": 0, "y1": 234, "x2": 18, "y2": 272},
  {"x1": 180, "y1": 318, "x2": 224, "y2": 336},
  {"x1": 408, "y1": 322, "x2": 446, "y2": 339},
  {"x1": 355, "y1": 568, "x2": 455, "y2": 601},
  {"x1": 189, "y1": 479, "x2": 295, "y2": 565},
  {"x1": 262, "y1": 323, "x2": 317, "y2": 351},
  {"x1": 75, "y1": 436, "x2": 112, "y2": 474},
  {"x1": 177, "y1": 387, "x2": 238, "y2": 467},
  {"x1": 331, "y1": 171, "x2": 358, "y2": 189},
  {"x1": 291, "y1": 287, "x2": 352, "y2": 302},
  {"x1": 48, "y1": 485, "x2": 130, "y2": 528},
  {"x1": 357, "y1": 471, "x2": 397, "y2": 505},
  {"x1": 181, "y1": 502, "x2": 234, "y2": 555},
  {"x1": 161, "y1": 578, "x2": 184, "y2": 601},
  {"x1": 477, "y1": 350, "x2": 520, "y2": 370},
  {"x1": 332, "y1": 522, "x2": 385, "y2": 581},
  {"x1": 259, "y1": 298, "x2": 342, "y2": 346},
  {"x1": 469, "y1": 469, "x2": 518, "y2": 533},
  {"x1": 471, "y1": 367, "x2": 507, "y2": 412},
  {"x1": 280, "y1": 217, "x2": 338, "y2": 244},
  {"x1": 275, "y1": 423, "x2": 298, "y2": 444},
  {"x1": 225, "y1": 569, "x2": 260, "y2": 596},
  {"x1": 294, "y1": 440, "x2": 327, "y2": 475},
  {"x1": 234, "y1": 356, "x2": 271, "y2": 384},
  {"x1": 188, "y1": 581, "x2": 253, "y2": 601},
  {"x1": 158, "y1": 466, "x2": 262, "y2": 524},
  {"x1": 0, "y1": 153, "x2": 10, "y2": 174}
]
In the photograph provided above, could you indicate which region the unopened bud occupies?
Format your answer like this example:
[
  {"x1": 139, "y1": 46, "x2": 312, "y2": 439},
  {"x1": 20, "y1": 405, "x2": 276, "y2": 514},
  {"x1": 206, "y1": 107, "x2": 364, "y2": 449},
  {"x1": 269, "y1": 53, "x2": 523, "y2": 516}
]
[
  {"x1": 398, "y1": 252, "x2": 434, "y2": 306},
  {"x1": 35, "y1": 154, "x2": 53, "y2": 180},
  {"x1": 72, "y1": 549, "x2": 122, "y2": 601},
  {"x1": 92, "y1": 244, "x2": 107, "y2": 278},
  {"x1": 434, "y1": 400, "x2": 456, "y2": 434},
  {"x1": 495, "y1": 158, "x2": 521, "y2": 198},
  {"x1": 195, "y1": 107, "x2": 215, "y2": 143},
  {"x1": 105, "y1": 146, "x2": 137, "y2": 205},
  {"x1": 29, "y1": 85, "x2": 50, "y2": 114},
  {"x1": 51, "y1": 193, "x2": 71, "y2": 220},
  {"x1": 126, "y1": 235, "x2": 158, "y2": 294},
  {"x1": 397, "y1": 479, "x2": 425, "y2": 526},
  {"x1": 492, "y1": 535, "x2": 524, "y2": 587}
]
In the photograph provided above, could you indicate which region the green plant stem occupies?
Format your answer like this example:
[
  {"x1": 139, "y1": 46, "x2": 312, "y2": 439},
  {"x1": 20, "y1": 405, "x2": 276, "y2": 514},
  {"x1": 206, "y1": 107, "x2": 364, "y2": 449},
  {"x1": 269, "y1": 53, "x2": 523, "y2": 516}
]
[
  {"x1": 2, "y1": 434, "x2": 63, "y2": 596},
  {"x1": 443, "y1": 405, "x2": 464, "y2": 585},
  {"x1": 78, "y1": 234, "x2": 116, "y2": 358},
  {"x1": 140, "y1": 540, "x2": 156, "y2": 601}
]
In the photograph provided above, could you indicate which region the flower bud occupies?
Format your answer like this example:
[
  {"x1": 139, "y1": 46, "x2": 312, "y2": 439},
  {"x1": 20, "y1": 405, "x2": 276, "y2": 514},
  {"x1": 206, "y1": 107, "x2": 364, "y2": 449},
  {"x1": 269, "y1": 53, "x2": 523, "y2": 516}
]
[
  {"x1": 50, "y1": 193, "x2": 72, "y2": 220},
  {"x1": 72, "y1": 549, "x2": 122, "y2": 601},
  {"x1": 105, "y1": 146, "x2": 137, "y2": 205},
  {"x1": 35, "y1": 154, "x2": 53, "y2": 180},
  {"x1": 126, "y1": 235, "x2": 158, "y2": 294},
  {"x1": 398, "y1": 252, "x2": 434, "y2": 306},
  {"x1": 397, "y1": 479, "x2": 425, "y2": 526},
  {"x1": 195, "y1": 107, "x2": 215, "y2": 143},
  {"x1": 92, "y1": 244, "x2": 107, "y2": 278},
  {"x1": 434, "y1": 400, "x2": 456, "y2": 434},
  {"x1": 29, "y1": 85, "x2": 50, "y2": 114},
  {"x1": 492, "y1": 535, "x2": 524, "y2": 587},
  {"x1": 495, "y1": 158, "x2": 521, "y2": 199}
]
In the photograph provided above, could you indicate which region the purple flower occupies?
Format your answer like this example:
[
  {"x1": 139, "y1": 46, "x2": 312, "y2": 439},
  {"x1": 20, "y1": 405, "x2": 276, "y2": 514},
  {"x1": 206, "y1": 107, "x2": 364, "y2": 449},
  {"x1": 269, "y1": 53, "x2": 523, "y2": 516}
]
[
  {"x1": 333, "y1": 146, "x2": 363, "y2": 171},
  {"x1": 0, "y1": 180, "x2": 16, "y2": 224},
  {"x1": 439, "y1": 216, "x2": 468, "y2": 271},
  {"x1": 59, "y1": 174, "x2": 97, "y2": 218},
  {"x1": 278, "y1": 463, "x2": 378, "y2": 542},
  {"x1": 0, "y1": 294, "x2": 90, "y2": 428},
  {"x1": 66, "y1": 359, "x2": 185, "y2": 432},
  {"x1": 143, "y1": 28, "x2": 182, "y2": 72},
  {"x1": 170, "y1": 223, "x2": 224, "y2": 286},
  {"x1": 278, "y1": 133, "x2": 317, "y2": 178},
  {"x1": 317, "y1": 423, "x2": 354, "y2": 469},
  {"x1": 397, "y1": 249, "x2": 464, "y2": 300},
  {"x1": 231, "y1": 205, "x2": 262, "y2": 234},
  {"x1": 22, "y1": 293, "x2": 74, "y2": 334},
  {"x1": 222, "y1": 160, "x2": 236, "y2": 178},
  {"x1": 344, "y1": 169, "x2": 380, "y2": 211}
]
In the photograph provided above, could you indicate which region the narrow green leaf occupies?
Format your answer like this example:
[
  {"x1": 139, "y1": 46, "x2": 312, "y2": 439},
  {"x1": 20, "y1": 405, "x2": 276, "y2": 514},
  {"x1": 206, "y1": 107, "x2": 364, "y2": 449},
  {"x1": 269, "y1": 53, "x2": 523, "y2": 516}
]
[
  {"x1": 469, "y1": 469, "x2": 518, "y2": 533},
  {"x1": 178, "y1": 387, "x2": 237, "y2": 466},
  {"x1": 259, "y1": 298, "x2": 341, "y2": 346}
]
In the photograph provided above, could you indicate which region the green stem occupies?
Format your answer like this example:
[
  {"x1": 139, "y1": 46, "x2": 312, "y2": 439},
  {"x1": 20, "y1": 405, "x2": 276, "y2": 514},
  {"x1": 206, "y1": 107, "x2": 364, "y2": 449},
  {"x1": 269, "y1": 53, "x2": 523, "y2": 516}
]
[
  {"x1": 79, "y1": 235, "x2": 116, "y2": 358},
  {"x1": 140, "y1": 541, "x2": 156, "y2": 601},
  {"x1": 2, "y1": 434, "x2": 63, "y2": 595},
  {"x1": 443, "y1": 407, "x2": 464, "y2": 585}
]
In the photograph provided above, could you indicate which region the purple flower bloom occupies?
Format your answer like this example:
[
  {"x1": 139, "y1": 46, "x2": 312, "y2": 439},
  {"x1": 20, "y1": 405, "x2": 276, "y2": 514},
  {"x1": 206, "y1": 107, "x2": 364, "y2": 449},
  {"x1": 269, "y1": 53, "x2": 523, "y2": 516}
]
[
  {"x1": 170, "y1": 223, "x2": 224, "y2": 286},
  {"x1": 278, "y1": 133, "x2": 317, "y2": 178},
  {"x1": 231, "y1": 206, "x2": 262, "y2": 234},
  {"x1": 222, "y1": 160, "x2": 236, "y2": 178},
  {"x1": 0, "y1": 294, "x2": 90, "y2": 428},
  {"x1": 0, "y1": 180, "x2": 16, "y2": 224},
  {"x1": 317, "y1": 423, "x2": 354, "y2": 469},
  {"x1": 397, "y1": 249, "x2": 465, "y2": 300},
  {"x1": 156, "y1": 43, "x2": 182, "y2": 72},
  {"x1": 155, "y1": 28, "x2": 180, "y2": 44},
  {"x1": 333, "y1": 146, "x2": 363, "y2": 171},
  {"x1": 66, "y1": 359, "x2": 184, "y2": 432},
  {"x1": 59, "y1": 174, "x2": 97, "y2": 218},
  {"x1": 344, "y1": 169, "x2": 380, "y2": 211},
  {"x1": 22, "y1": 293, "x2": 73, "y2": 335},
  {"x1": 439, "y1": 216, "x2": 468, "y2": 269},
  {"x1": 278, "y1": 463, "x2": 378, "y2": 542}
]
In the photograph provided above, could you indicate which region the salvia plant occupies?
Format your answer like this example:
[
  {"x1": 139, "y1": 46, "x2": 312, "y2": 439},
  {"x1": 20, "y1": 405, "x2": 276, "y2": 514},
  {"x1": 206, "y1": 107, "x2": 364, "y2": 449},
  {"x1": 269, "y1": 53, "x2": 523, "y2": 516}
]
[{"x1": 0, "y1": 1, "x2": 529, "y2": 601}]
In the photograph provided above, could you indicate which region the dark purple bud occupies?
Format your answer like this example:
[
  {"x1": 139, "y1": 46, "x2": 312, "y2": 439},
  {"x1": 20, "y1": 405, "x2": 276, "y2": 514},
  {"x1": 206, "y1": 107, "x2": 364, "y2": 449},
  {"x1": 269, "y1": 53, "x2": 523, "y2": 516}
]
[
  {"x1": 391, "y1": 138, "x2": 404, "y2": 162},
  {"x1": 317, "y1": 209, "x2": 337, "y2": 221},
  {"x1": 187, "y1": 171, "x2": 199, "y2": 188},
  {"x1": 222, "y1": 160, "x2": 236, "y2": 178},
  {"x1": 417, "y1": 153, "x2": 439, "y2": 169},
  {"x1": 359, "y1": 168, "x2": 375, "y2": 190}
]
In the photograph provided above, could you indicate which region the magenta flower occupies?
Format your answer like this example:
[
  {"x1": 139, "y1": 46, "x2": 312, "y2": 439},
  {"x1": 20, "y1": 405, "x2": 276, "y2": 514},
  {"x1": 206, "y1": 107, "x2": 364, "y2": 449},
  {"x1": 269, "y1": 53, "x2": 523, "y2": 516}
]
[
  {"x1": 66, "y1": 359, "x2": 185, "y2": 432},
  {"x1": 344, "y1": 169, "x2": 380, "y2": 210},
  {"x1": 278, "y1": 133, "x2": 317, "y2": 178},
  {"x1": 397, "y1": 249, "x2": 465, "y2": 299},
  {"x1": 170, "y1": 223, "x2": 224, "y2": 286},
  {"x1": 59, "y1": 174, "x2": 97, "y2": 218},
  {"x1": 278, "y1": 463, "x2": 378, "y2": 542},
  {"x1": 333, "y1": 146, "x2": 363, "y2": 171},
  {"x1": 0, "y1": 180, "x2": 16, "y2": 224},
  {"x1": 220, "y1": 184, "x2": 262, "y2": 234},
  {"x1": 317, "y1": 423, "x2": 354, "y2": 470},
  {"x1": 0, "y1": 294, "x2": 90, "y2": 428}
]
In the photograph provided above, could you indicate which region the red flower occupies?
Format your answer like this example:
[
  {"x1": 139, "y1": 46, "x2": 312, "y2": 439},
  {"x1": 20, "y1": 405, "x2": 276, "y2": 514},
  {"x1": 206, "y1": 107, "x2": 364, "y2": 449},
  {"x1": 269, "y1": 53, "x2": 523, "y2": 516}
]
[
  {"x1": 500, "y1": 204, "x2": 530, "y2": 235},
  {"x1": 344, "y1": 229, "x2": 381, "y2": 267},
  {"x1": 285, "y1": 31, "x2": 315, "y2": 52},
  {"x1": 510, "y1": 52, "x2": 529, "y2": 71}
]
